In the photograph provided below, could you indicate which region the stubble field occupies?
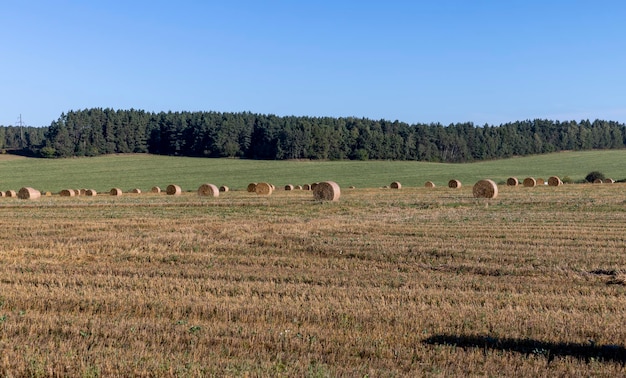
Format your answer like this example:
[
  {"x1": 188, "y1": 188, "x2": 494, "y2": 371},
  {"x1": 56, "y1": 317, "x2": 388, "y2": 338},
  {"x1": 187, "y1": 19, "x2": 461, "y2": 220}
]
[{"x1": 0, "y1": 182, "x2": 625, "y2": 376}]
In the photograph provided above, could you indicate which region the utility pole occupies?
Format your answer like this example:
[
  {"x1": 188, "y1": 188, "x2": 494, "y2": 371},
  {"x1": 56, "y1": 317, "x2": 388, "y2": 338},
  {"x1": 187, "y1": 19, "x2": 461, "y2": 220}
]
[{"x1": 16, "y1": 114, "x2": 25, "y2": 148}]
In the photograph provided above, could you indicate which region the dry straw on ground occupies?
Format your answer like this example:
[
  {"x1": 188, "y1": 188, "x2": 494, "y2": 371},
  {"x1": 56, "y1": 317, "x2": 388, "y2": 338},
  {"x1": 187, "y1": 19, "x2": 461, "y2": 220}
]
[
  {"x1": 219, "y1": 185, "x2": 229, "y2": 192},
  {"x1": 255, "y1": 182, "x2": 273, "y2": 196},
  {"x1": 5, "y1": 190, "x2": 16, "y2": 197},
  {"x1": 390, "y1": 181, "x2": 402, "y2": 189},
  {"x1": 284, "y1": 184, "x2": 294, "y2": 191},
  {"x1": 166, "y1": 184, "x2": 182, "y2": 195},
  {"x1": 506, "y1": 177, "x2": 519, "y2": 186},
  {"x1": 523, "y1": 177, "x2": 536, "y2": 187},
  {"x1": 448, "y1": 179, "x2": 461, "y2": 189},
  {"x1": 313, "y1": 181, "x2": 341, "y2": 201},
  {"x1": 548, "y1": 176, "x2": 563, "y2": 186},
  {"x1": 247, "y1": 183, "x2": 257, "y2": 192},
  {"x1": 110, "y1": 188, "x2": 122, "y2": 196},
  {"x1": 197, "y1": 183, "x2": 219, "y2": 197},
  {"x1": 59, "y1": 189, "x2": 75, "y2": 197},
  {"x1": 425, "y1": 181, "x2": 435, "y2": 188},
  {"x1": 151, "y1": 186, "x2": 161, "y2": 194},
  {"x1": 473, "y1": 179, "x2": 498, "y2": 199},
  {"x1": 18, "y1": 187, "x2": 40, "y2": 200}
]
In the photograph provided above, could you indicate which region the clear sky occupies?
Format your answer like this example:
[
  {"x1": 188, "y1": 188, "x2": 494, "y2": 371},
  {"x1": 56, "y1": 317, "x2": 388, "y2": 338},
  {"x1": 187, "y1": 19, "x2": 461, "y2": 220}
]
[{"x1": 1, "y1": 1, "x2": 625, "y2": 127}]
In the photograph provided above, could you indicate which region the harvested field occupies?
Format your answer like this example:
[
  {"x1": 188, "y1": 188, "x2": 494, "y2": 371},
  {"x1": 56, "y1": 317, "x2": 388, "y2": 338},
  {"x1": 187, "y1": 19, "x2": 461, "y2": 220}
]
[{"x1": 0, "y1": 185, "x2": 625, "y2": 376}]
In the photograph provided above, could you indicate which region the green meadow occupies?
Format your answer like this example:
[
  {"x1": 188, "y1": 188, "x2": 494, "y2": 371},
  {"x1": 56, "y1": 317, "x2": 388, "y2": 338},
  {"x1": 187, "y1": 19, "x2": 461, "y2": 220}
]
[{"x1": 0, "y1": 150, "x2": 624, "y2": 193}]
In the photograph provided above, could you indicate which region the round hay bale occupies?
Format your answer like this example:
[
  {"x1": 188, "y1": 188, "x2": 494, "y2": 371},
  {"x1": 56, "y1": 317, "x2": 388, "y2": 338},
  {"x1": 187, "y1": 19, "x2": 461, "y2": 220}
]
[
  {"x1": 85, "y1": 189, "x2": 97, "y2": 196},
  {"x1": 284, "y1": 184, "x2": 294, "y2": 191},
  {"x1": 473, "y1": 179, "x2": 498, "y2": 199},
  {"x1": 166, "y1": 184, "x2": 182, "y2": 195},
  {"x1": 59, "y1": 189, "x2": 75, "y2": 197},
  {"x1": 5, "y1": 190, "x2": 16, "y2": 198},
  {"x1": 295, "y1": 185, "x2": 303, "y2": 190},
  {"x1": 548, "y1": 176, "x2": 563, "y2": 186},
  {"x1": 536, "y1": 178, "x2": 545, "y2": 186},
  {"x1": 425, "y1": 181, "x2": 435, "y2": 188},
  {"x1": 390, "y1": 181, "x2": 402, "y2": 189},
  {"x1": 302, "y1": 184, "x2": 311, "y2": 191},
  {"x1": 219, "y1": 185, "x2": 229, "y2": 192},
  {"x1": 18, "y1": 187, "x2": 40, "y2": 200},
  {"x1": 197, "y1": 183, "x2": 219, "y2": 197},
  {"x1": 131, "y1": 188, "x2": 142, "y2": 194},
  {"x1": 45, "y1": 191, "x2": 52, "y2": 197},
  {"x1": 270, "y1": 183, "x2": 276, "y2": 190},
  {"x1": 448, "y1": 179, "x2": 462, "y2": 189},
  {"x1": 349, "y1": 186, "x2": 356, "y2": 189},
  {"x1": 604, "y1": 178, "x2": 615, "y2": 184},
  {"x1": 593, "y1": 178, "x2": 603, "y2": 184},
  {"x1": 110, "y1": 188, "x2": 123, "y2": 196},
  {"x1": 255, "y1": 182, "x2": 273, "y2": 196},
  {"x1": 523, "y1": 177, "x2": 536, "y2": 187},
  {"x1": 313, "y1": 181, "x2": 341, "y2": 201},
  {"x1": 247, "y1": 183, "x2": 257, "y2": 192},
  {"x1": 0, "y1": 191, "x2": 5, "y2": 197},
  {"x1": 310, "y1": 183, "x2": 319, "y2": 191},
  {"x1": 506, "y1": 177, "x2": 519, "y2": 186},
  {"x1": 79, "y1": 189, "x2": 87, "y2": 195},
  {"x1": 151, "y1": 186, "x2": 161, "y2": 194}
]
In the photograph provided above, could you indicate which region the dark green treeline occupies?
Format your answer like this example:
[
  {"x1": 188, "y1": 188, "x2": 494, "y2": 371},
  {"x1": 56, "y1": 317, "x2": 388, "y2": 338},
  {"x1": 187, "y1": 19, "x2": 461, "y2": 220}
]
[{"x1": 4, "y1": 108, "x2": 626, "y2": 161}]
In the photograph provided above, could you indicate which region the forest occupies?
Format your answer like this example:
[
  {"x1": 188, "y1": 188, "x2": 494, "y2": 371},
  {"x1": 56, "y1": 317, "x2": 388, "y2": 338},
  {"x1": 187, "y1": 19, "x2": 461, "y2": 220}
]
[{"x1": 1, "y1": 108, "x2": 624, "y2": 162}]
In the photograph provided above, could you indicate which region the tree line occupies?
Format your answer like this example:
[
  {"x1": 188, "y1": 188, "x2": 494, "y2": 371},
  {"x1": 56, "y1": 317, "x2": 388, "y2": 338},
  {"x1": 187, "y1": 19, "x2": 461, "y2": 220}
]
[{"x1": 1, "y1": 108, "x2": 625, "y2": 162}]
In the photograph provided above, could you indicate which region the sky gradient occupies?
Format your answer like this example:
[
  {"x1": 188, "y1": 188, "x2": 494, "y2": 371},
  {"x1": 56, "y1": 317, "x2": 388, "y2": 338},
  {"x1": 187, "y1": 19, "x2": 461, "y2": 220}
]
[{"x1": 2, "y1": 1, "x2": 625, "y2": 127}]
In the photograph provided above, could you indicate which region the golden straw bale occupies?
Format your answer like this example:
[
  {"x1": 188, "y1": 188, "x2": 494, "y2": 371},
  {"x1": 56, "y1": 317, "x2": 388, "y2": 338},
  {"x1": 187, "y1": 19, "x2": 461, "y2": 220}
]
[
  {"x1": 219, "y1": 185, "x2": 229, "y2": 192},
  {"x1": 536, "y1": 178, "x2": 545, "y2": 185},
  {"x1": 473, "y1": 179, "x2": 498, "y2": 199},
  {"x1": 5, "y1": 190, "x2": 16, "y2": 197},
  {"x1": 131, "y1": 188, "x2": 142, "y2": 194},
  {"x1": 302, "y1": 184, "x2": 311, "y2": 190},
  {"x1": 313, "y1": 181, "x2": 341, "y2": 201},
  {"x1": 247, "y1": 183, "x2": 257, "y2": 192},
  {"x1": 593, "y1": 178, "x2": 603, "y2": 184},
  {"x1": 85, "y1": 189, "x2": 97, "y2": 196},
  {"x1": 0, "y1": 191, "x2": 5, "y2": 197},
  {"x1": 310, "y1": 183, "x2": 319, "y2": 191},
  {"x1": 59, "y1": 189, "x2": 75, "y2": 197},
  {"x1": 284, "y1": 184, "x2": 294, "y2": 191},
  {"x1": 255, "y1": 182, "x2": 273, "y2": 196},
  {"x1": 548, "y1": 176, "x2": 563, "y2": 186},
  {"x1": 425, "y1": 181, "x2": 435, "y2": 188},
  {"x1": 523, "y1": 177, "x2": 536, "y2": 187},
  {"x1": 18, "y1": 187, "x2": 40, "y2": 200},
  {"x1": 166, "y1": 184, "x2": 182, "y2": 195},
  {"x1": 295, "y1": 185, "x2": 303, "y2": 190},
  {"x1": 448, "y1": 179, "x2": 462, "y2": 189},
  {"x1": 45, "y1": 192, "x2": 52, "y2": 197},
  {"x1": 390, "y1": 181, "x2": 402, "y2": 189},
  {"x1": 506, "y1": 177, "x2": 519, "y2": 186},
  {"x1": 110, "y1": 188, "x2": 123, "y2": 196},
  {"x1": 79, "y1": 189, "x2": 87, "y2": 195},
  {"x1": 604, "y1": 178, "x2": 615, "y2": 184},
  {"x1": 151, "y1": 186, "x2": 161, "y2": 193},
  {"x1": 197, "y1": 183, "x2": 219, "y2": 197},
  {"x1": 349, "y1": 186, "x2": 356, "y2": 189}
]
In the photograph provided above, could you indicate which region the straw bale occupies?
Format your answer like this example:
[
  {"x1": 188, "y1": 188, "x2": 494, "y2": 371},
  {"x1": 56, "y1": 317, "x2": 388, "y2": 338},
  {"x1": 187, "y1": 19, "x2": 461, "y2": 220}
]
[
  {"x1": 255, "y1": 182, "x2": 273, "y2": 195},
  {"x1": 548, "y1": 176, "x2": 563, "y2": 186},
  {"x1": 18, "y1": 187, "x2": 40, "y2": 200},
  {"x1": 349, "y1": 186, "x2": 356, "y2": 189},
  {"x1": 425, "y1": 181, "x2": 435, "y2": 188},
  {"x1": 603, "y1": 178, "x2": 615, "y2": 184},
  {"x1": 593, "y1": 178, "x2": 603, "y2": 184},
  {"x1": 0, "y1": 191, "x2": 5, "y2": 197},
  {"x1": 59, "y1": 189, "x2": 75, "y2": 197},
  {"x1": 537, "y1": 178, "x2": 545, "y2": 185},
  {"x1": 45, "y1": 192, "x2": 52, "y2": 197},
  {"x1": 151, "y1": 186, "x2": 161, "y2": 193},
  {"x1": 166, "y1": 184, "x2": 182, "y2": 195},
  {"x1": 473, "y1": 179, "x2": 498, "y2": 199},
  {"x1": 79, "y1": 189, "x2": 87, "y2": 195},
  {"x1": 219, "y1": 185, "x2": 229, "y2": 192},
  {"x1": 506, "y1": 177, "x2": 519, "y2": 186},
  {"x1": 523, "y1": 177, "x2": 536, "y2": 187},
  {"x1": 313, "y1": 181, "x2": 341, "y2": 201},
  {"x1": 197, "y1": 183, "x2": 219, "y2": 197},
  {"x1": 131, "y1": 188, "x2": 142, "y2": 194},
  {"x1": 110, "y1": 188, "x2": 123, "y2": 196},
  {"x1": 390, "y1": 181, "x2": 402, "y2": 189},
  {"x1": 448, "y1": 179, "x2": 461, "y2": 189},
  {"x1": 311, "y1": 183, "x2": 319, "y2": 191},
  {"x1": 302, "y1": 184, "x2": 311, "y2": 190},
  {"x1": 5, "y1": 190, "x2": 16, "y2": 198},
  {"x1": 284, "y1": 184, "x2": 294, "y2": 191},
  {"x1": 85, "y1": 189, "x2": 97, "y2": 196},
  {"x1": 247, "y1": 183, "x2": 257, "y2": 192},
  {"x1": 295, "y1": 185, "x2": 303, "y2": 190}
]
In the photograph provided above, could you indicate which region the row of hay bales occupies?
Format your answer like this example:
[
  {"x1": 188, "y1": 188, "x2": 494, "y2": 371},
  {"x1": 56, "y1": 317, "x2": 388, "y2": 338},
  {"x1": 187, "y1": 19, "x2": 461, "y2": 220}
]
[{"x1": 384, "y1": 180, "x2": 461, "y2": 189}]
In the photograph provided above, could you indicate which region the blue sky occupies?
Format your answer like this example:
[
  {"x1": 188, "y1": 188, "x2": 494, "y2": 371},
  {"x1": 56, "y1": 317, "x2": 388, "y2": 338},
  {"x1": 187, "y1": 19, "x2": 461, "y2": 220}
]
[{"x1": 1, "y1": 1, "x2": 625, "y2": 127}]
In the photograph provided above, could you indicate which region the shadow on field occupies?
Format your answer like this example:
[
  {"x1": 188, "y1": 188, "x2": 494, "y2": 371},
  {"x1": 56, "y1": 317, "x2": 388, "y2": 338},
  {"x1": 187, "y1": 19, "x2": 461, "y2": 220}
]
[{"x1": 423, "y1": 334, "x2": 626, "y2": 364}]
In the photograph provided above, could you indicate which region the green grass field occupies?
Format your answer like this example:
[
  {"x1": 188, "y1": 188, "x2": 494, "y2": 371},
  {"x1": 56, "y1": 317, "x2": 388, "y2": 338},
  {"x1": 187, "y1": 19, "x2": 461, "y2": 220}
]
[{"x1": 0, "y1": 150, "x2": 624, "y2": 193}]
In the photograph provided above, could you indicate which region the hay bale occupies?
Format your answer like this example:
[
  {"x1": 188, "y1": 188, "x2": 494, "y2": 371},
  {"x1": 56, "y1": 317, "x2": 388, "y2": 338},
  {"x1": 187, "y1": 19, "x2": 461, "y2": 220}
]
[
  {"x1": 151, "y1": 186, "x2": 161, "y2": 194},
  {"x1": 59, "y1": 189, "x2": 75, "y2": 197},
  {"x1": 79, "y1": 189, "x2": 87, "y2": 195},
  {"x1": 18, "y1": 187, "x2": 40, "y2": 200},
  {"x1": 131, "y1": 188, "x2": 142, "y2": 194},
  {"x1": 85, "y1": 189, "x2": 97, "y2": 196},
  {"x1": 390, "y1": 181, "x2": 402, "y2": 189},
  {"x1": 593, "y1": 178, "x2": 603, "y2": 184},
  {"x1": 349, "y1": 186, "x2": 356, "y2": 189},
  {"x1": 0, "y1": 191, "x2": 5, "y2": 197},
  {"x1": 537, "y1": 178, "x2": 545, "y2": 185},
  {"x1": 548, "y1": 176, "x2": 563, "y2": 186},
  {"x1": 284, "y1": 184, "x2": 294, "y2": 191},
  {"x1": 166, "y1": 184, "x2": 182, "y2": 195},
  {"x1": 473, "y1": 179, "x2": 498, "y2": 199},
  {"x1": 604, "y1": 178, "x2": 615, "y2": 184},
  {"x1": 198, "y1": 183, "x2": 219, "y2": 197},
  {"x1": 302, "y1": 184, "x2": 311, "y2": 190},
  {"x1": 110, "y1": 188, "x2": 123, "y2": 196},
  {"x1": 506, "y1": 177, "x2": 519, "y2": 186},
  {"x1": 255, "y1": 182, "x2": 273, "y2": 196},
  {"x1": 45, "y1": 192, "x2": 52, "y2": 197},
  {"x1": 523, "y1": 177, "x2": 536, "y2": 187},
  {"x1": 295, "y1": 185, "x2": 303, "y2": 190},
  {"x1": 448, "y1": 179, "x2": 462, "y2": 189},
  {"x1": 425, "y1": 181, "x2": 435, "y2": 188},
  {"x1": 313, "y1": 181, "x2": 341, "y2": 201},
  {"x1": 247, "y1": 183, "x2": 257, "y2": 192},
  {"x1": 219, "y1": 185, "x2": 229, "y2": 192},
  {"x1": 5, "y1": 190, "x2": 16, "y2": 198},
  {"x1": 310, "y1": 183, "x2": 319, "y2": 191}
]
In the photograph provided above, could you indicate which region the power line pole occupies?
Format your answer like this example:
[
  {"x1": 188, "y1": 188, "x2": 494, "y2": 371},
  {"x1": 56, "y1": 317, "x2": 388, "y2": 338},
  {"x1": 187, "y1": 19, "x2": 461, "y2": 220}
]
[{"x1": 16, "y1": 114, "x2": 25, "y2": 148}]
